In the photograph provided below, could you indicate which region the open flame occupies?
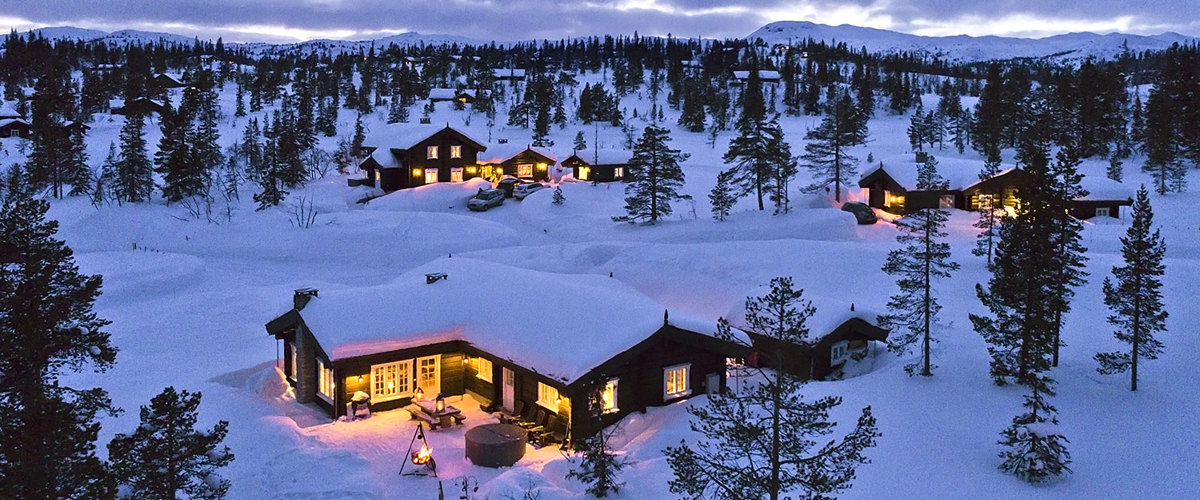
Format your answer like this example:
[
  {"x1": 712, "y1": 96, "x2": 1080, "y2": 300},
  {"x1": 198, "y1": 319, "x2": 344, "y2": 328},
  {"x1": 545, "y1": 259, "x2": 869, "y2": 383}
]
[{"x1": 411, "y1": 444, "x2": 433, "y2": 465}]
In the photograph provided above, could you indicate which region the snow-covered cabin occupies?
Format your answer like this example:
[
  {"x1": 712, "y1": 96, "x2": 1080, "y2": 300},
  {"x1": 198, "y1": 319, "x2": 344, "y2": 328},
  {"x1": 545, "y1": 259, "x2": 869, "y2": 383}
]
[
  {"x1": 109, "y1": 97, "x2": 166, "y2": 116},
  {"x1": 427, "y1": 88, "x2": 490, "y2": 104},
  {"x1": 731, "y1": 70, "x2": 782, "y2": 85},
  {"x1": 1073, "y1": 175, "x2": 1135, "y2": 219},
  {"x1": 728, "y1": 296, "x2": 888, "y2": 381},
  {"x1": 492, "y1": 68, "x2": 526, "y2": 82},
  {"x1": 0, "y1": 102, "x2": 29, "y2": 139},
  {"x1": 561, "y1": 149, "x2": 632, "y2": 182},
  {"x1": 264, "y1": 258, "x2": 747, "y2": 445},
  {"x1": 479, "y1": 143, "x2": 556, "y2": 181},
  {"x1": 151, "y1": 73, "x2": 186, "y2": 90},
  {"x1": 358, "y1": 123, "x2": 489, "y2": 190}
]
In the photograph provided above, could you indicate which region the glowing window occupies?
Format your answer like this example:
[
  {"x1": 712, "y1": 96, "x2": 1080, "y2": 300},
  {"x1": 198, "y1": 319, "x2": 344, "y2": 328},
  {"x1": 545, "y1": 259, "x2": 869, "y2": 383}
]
[
  {"x1": 450, "y1": 145, "x2": 462, "y2": 158},
  {"x1": 371, "y1": 360, "x2": 411, "y2": 402},
  {"x1": 601, "y1": 378, "x2": 618, "y2": 413},
  {"x1": 537, "y1": 382, "x2": 559, "y2": 410},
  {"x1": 664, "y1": 363, "x2": 691, "y2": 399},
  {"x1": 476, "y1": 357, "x2": 493, "y2": 383},
  {"x1": 286, "y1": 342, "x2": 297, "y2": 379},
  {"x1": 613, "y1": 167, "x2": 624, "y2": 179},
  {"x1": 317, "y1": 358, "x2": 334, "y2": 400},
  {"x1": 518, "y1": 163, "x2": 533, "y2": 177},
  {"x1": 451, "y1": 167, "x2": 464, "y2": 182},
  {"x1": 426, "y1": 146, "x2": 438, "y2": 159}
]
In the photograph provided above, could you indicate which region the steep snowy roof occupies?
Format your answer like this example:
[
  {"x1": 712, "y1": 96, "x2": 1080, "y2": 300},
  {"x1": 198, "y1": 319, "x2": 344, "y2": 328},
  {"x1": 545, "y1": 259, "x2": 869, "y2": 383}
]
[
  {"x1": 0, "y1": 102, "x2": 22, "y2": 119},
  {"x1": 567, "y1": 149, "x2": 632, "y2": 166},
  {"x1": 369, "y1": 147, "x2": 401, "y2": 168},
  {"x1": 0, "y1": 118, "x2": 28, "y2": 128},
  {"x1": 480, "y1": 143, "x2": 557, "y2": 164},
  {"x1": 493, "y1": 68, "x2": 526, "y2": 78},
  {"x1": 428, "y1": 88, "x2": 459, "y2": 100},
  {"x1": 362, "y1": 123, "x2": 486, "y2": 151},
  {"x1": 1079, "y1": 175, "x2": 1135, "y2": 201},
  {"x1": 732, "y1": 70, "x2": 781, "y2": 81},
  {"x1": 861, "y1": 162, "x2": 982, "y2": 191},
  {"x1": 292, "y1": 258, "x2": 741, "y2": 382}
]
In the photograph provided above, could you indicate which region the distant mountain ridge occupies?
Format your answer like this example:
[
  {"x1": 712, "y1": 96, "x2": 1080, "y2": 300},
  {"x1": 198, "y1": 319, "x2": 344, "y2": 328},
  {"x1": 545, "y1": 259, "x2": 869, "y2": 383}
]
[
  {"x1": 22, "y1": 22, "x2": 1199, "y2": 62},
  {"x1": 747, "y1": 21, "x2": 1198, "y2": 62}
]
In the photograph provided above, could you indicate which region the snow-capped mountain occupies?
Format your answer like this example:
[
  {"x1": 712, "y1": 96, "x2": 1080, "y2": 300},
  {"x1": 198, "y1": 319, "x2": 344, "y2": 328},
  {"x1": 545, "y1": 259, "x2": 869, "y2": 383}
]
[
  {"x1": 748, "y1": 21, "x2": 1198, "y2": 62},
  {"x1": 239, "y1": 32, "x2": 486, "y2": 57},
  {"x1": 30, "y1": 26, "x2": 199, "y2": 46}
]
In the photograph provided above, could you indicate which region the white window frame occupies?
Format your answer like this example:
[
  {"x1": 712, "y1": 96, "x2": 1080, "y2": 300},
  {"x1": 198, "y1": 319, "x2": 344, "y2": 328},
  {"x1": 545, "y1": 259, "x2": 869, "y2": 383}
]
[
  {"x1": 476, "y1": 357, "x2": 493, "y2": 383},
  {"x1": 1095, "y1": 207, "x2": 1111, "y2": 218},
  {"x1": 450, "y1": 145, "x2": 462, "y2": 159},
  {"x1": 613, "y1": 167, "x2": 624, "y2": 179},
  {"x1": 317, "y1": 358, "x2": 334, "y2": 402},
  {"x1": 831, "y1": 340, "x2": 850, "y2": 365},
  {"x1": 518, "y1": 163, "x2": 533, "y2": 177},
  {"x1": 370, "y1": 360, "x2": 412, "y2": 402},
  {"x1": 537, "y1": 382, "x2": 560, "y2": 410},
  {"x1": 664, "y1": 363, "x2": 691, "y2": 400},
  {"x1": 451, "y1": 167, "x2": 464, "y2": 182},
  {"x1": 426, "y1": 145, "x2": 438, "y2": 159},
  {"x1": 286, "y1": 341, "x2": 297, "y2": 380},
  {"x1": 424, "y1": 168, "x2": 439, "y2": 184},
  {"x1": 601, "y1": 378, "x2": 619, "y2": 414}
]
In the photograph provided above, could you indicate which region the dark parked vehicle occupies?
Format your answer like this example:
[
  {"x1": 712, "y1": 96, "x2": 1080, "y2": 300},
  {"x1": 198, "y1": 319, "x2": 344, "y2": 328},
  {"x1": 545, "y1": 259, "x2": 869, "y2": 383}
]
[
  {"x1": 497, "y1": 177, "x2": 525, "y2": 198},
  {"x1": 468, "y1": 189, "x2": 505, "y2": 211},
  {"x1": 841, "y1": 202, "x2": 878, "y2": 224}
]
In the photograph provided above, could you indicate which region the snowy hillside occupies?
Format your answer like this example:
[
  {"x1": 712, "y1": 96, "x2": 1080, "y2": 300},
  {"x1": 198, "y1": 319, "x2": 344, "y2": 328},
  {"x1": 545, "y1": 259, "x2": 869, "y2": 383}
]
[{"x1": 749, "y1": 21, "x2": 1199, "y2": 62}]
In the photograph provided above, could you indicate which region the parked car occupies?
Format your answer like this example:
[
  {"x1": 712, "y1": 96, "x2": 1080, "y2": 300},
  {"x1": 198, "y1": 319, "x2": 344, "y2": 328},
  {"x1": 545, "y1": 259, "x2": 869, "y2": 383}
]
[
  {"x1": 513, "y1": 182, "x2": 547, "y2": 200},
  {"x1": 841, "y1": 202, "x2": 878, "y2": 224},
  {"x1": 497, "y1": 177, "x2": 525, "y2": 198},
  {"x1": 468, "y1": 189, "x2": 505, "y2": 211}
]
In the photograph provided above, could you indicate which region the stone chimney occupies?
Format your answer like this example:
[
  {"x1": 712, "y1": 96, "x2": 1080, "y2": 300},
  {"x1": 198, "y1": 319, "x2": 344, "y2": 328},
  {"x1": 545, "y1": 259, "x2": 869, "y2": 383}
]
[{"x1": 293, "y1": 288, "x2": 318, "y2": 311}]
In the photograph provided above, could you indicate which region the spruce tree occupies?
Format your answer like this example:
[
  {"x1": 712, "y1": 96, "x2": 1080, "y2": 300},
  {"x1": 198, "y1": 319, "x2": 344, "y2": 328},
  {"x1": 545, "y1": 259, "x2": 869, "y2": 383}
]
[
  {"x1": 116, "y1": 113, "x2": 154, "y2": 203},
  {"x1": 156, "y1": 103, "x2": 200, "y2": 203},
  {"x1": 0, "y1": 172, "x2": 118, "y2": 498},
  {"x1": 566, "y1": 377, "x2": 625, "y2": 498},
  {"x1": 801, "y1": 92, "x2": 868, "y2": 202},
  {"x1": 1095, "y1": 186, "x2": 1167, "y2": 391},
  {"x1": 573, "y1": 131, "x2": 587, "y2": 152},
  {"x1": 350, "y1": 113, "x2": 366, "y2": 160},
  {"x1": 67, "y1": 126, "x2": 91, "y2": 197},
  {"x1": 552, "y1": 185, "x2": 565, "y2": 205},
  {"x1": 996, "y1": 370, "x2": 1072, "y2": 483},
  {"x1": 614, "y1": 125, "x2": 690, "y2": 224},
  {"x1": 724, "y1": 115, "x2": 796, "y2": 213},
  {"x1": 971, "y1": 159, "x2": 1004, "y2": 267},
  {"x1": 93, "y1": 143, "x2": 119, "y2": 207},
  {"x1": 1142, "y1": 88, "x2": 1183, "y2": 194},
  {"x1": 665, "y1": 278, "x2": 879, "y2": 500},
  {"x1": 108, "y1": 387, "x2": 234, "y2": 499},
  {"x1": 709, "y1": 168, "x2": 737, "y2": 221},
  {"x1": 1047, "y1": 148, "x2": 1090, "y2": 367},
  {"x1": 879, "y1": 155, "x2": 959, "y2": 376}
]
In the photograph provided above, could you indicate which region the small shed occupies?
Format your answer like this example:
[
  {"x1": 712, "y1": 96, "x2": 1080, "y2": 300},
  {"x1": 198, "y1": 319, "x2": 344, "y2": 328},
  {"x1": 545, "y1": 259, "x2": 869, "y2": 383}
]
[
  {"x1": 562, "y1": 149, "x2": 632, "y2": 182},
  {"x1": 729, "y1": 298, "x2": 888, "y2": 381}
]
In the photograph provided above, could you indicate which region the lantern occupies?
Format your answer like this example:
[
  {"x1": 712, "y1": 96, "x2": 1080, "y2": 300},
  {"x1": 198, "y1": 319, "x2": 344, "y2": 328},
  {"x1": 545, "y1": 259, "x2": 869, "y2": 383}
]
[
  {"x1": 435, "y1": 393, "x2": 445, "y2": 413},
  {"x1": 415, "y1": 387, "x2": 424, "y2": 400}
]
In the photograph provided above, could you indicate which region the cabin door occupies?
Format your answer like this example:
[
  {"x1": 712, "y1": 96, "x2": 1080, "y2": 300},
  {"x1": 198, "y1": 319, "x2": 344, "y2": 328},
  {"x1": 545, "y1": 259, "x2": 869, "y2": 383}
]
[
  {"x1": 578, "y1": 167, "x2": 590, "y2": 181},
  {"x1": 416, "y1": 355, "x2": 440, "y2": 397},
  {"x1": 706, "y1": 372, "x2": 720, "y2": 395},
  {"x1": 502, "y1": 367, "x2": 515, "y2": 412}
]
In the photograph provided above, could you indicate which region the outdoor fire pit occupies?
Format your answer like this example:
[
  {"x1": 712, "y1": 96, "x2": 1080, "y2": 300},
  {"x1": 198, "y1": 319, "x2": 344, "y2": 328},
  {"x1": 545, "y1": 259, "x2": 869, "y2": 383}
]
[{"x1": 464, "y1": 423, "x2": 527, "y2": 467}]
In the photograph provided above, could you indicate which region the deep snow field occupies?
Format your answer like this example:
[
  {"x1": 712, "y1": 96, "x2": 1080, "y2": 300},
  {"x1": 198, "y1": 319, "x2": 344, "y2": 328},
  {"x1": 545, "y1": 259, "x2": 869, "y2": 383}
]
[{"x1": 6, "y1": 74, "x2": 1199, "y2": 499}]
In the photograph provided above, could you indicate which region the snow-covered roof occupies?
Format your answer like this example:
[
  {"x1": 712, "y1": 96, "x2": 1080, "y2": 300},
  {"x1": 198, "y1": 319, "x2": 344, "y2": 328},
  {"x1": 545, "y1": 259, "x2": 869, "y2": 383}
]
[
  {"x1": 0, "y1": 102, "x2": 22, "y2": 119},
  {"x1": 428, "y1": 88, "x2": 459, "y2": 100},
  {"x1": 479, "y1": 143, "x2": 557, "y2": 164},
  {"x1": 725, "y1": 292, "x2": 885, "y2": 341},
  {"x1": 861, "y1": 162, "x2": 982, "y2": 191},
  {"x1": 493, "y1": 68, "x2": 526, "y2": 78},
  {"x1": 732, "y1": 70, "x2": 781, "y2": 81},
  {"x1": 567, "y1": 149, "x2": 632, "y2": 166},
  {"x1": 0, "y1": 118, "x2": 29, "y2": 128},
  {"x1": 1079, "y1": 175, "x2": 1135, "y2": 201},
  {"x1": 290, "y1": 258, "x2": 741, "y2": 382},
  {"x1": 369, "y1": 147, "x2": 402, "y2": 169},
  {"x1": 362, "y1": 122, "x2": 486, "y2": 151},
  {"x1": 961, "y1": 167, "x2": 1021, "y2": 192}
]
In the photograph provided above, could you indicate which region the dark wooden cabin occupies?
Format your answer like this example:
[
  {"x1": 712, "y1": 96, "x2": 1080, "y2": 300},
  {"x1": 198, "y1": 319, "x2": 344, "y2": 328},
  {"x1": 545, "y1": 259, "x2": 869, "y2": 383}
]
[
  {"x1": 264, "y1": 258, "x2": 747, "y2": 447},
  {"x1": 151, "y1": 74, "x2": 187, "y2": 90},
  {"x1": 562, "y1": 150, "x2": 632, "y2": 182},
  {"x1": 358, "y1": 124, "x2": 488, "y2": 191},
  {"x1": 0, "y1": 118, "x2": 30, "y2": 139},
  {"x1": 110, "y1": 98, "x2": 166, "y2": 116},
  {"x1": 745, "y1": 315, "x2": 888, "y2": 380},
  {"x1": 481, "y1": 145, "x2": 555, "y2": 181}
]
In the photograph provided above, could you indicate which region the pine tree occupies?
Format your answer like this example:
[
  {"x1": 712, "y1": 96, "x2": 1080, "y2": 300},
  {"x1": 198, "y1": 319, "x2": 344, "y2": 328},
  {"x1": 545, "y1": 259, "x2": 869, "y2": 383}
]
[
  {"x1": 678, "y1": 77, "x2": 707, "y2": 133},
  {"x1": 971, "y1": 159, "x2": 1005, "y2": 266},
  {"x1": 801, "y1": 92, "x2": 868, "y2": 202},
  {"x1": 93, "y1": 143, "x2": 119, "y2": 207},
  {"x1": 708, "y1": 168, "x2": 737, "y2": 221},
  {"x1": 614, "y1": 125, "x2": 690, "y2": 224},
  {"x1": 0, "y1": 172, "x2": 118, "y2": 498},
  {"x1": 116, "y1": 113, "x2": 154, "y2": 203},
  {"x1": 156, "y1": 104, "x2": 200, "y2": 203},
  {"x1": 566, "y1": 377, "x2": 625, "y2": 497},
  {"x1": 1142, "y1": 88, "x2": 1184, "y2": 194},
  {"x1": 996, "y1": 371, "x2": 1072, "y2": 483},
  {"x1": 665, "y1": 278, "x2": 879, "y2": 500},
  {"x1": 879, "y1": 155, "x2": 959, "y2": 376},
  {"x1": 234, "y1": 83, "x2": 246, "y2": 118},
  {"x1": 908, "y1": 102, "x2": 927, "y2": 152},
  {"x1": 724, "y1": 115, "x2": 796, "y2": 213},
  {"x1": 350, "y1": 113, "x2": 366, "y2": 160},
  {"x1": 1095, "y1": 186, "x2": 1167, "y2": 391},
  {"x1": 972, "y1": 65, "x2": 1005, "y2": 164},
  {"x1": 573, "y1": 131, "x2": 587, "y2": 152},
  {"x1": 108, "y1": 387, "x2": 234, "y2": 499},
  {"x1": 1047, "y1": 148, "x2": 1090, "y2": 367},
  {"x1": 67, "y1": 126, "x2": 91, "y2": 197},
  {"x1": 552, "y1": 185, "x2": 565, "y2": 205}
]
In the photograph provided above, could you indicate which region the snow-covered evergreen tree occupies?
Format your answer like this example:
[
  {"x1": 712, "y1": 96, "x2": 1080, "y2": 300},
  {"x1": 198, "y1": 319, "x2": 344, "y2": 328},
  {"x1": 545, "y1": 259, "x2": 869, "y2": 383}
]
[
  {"x1": 972, "y1": 158, "x2": 1005, "y2": 266},
  {"x1": 614, "y1": 125, "x2": 690, "y2": 224},
  {"x1": 67, "y1": 126, "x2": 91, "y2": 197},
  {"x1": 801, "y1": 91, "x2": 868, "y2": 202},
  {"x1": 724, "y1": 115, "x2": 796, "y2": 213},
  {"x1": 115, "y1": 113, "x2": 154, "y2": 203},
  {"x1": 108, "y1": 387, "x2": 234, "y2": 499},
  {"x1": 566, "y1": 377, "x2": 625, "y2": 498},
  {"x1": 665, "y1": 278, "x2": 879, "y2": 500},
  {"x1": 573, "y1": 131, "x2": 587, "y2": 152},
  {"x1": 552, "y1": 186, "x2": 565, "y2": 205},
  {"x1": 1095, "y1": 186, "x2": 1168, "y2": 391},
  {"x1": 880, "y1": 155, "x2": 959, "y2": 376},
  {"x1": 708, "y1": 168, "x2": 737, "y2": 221},
  {"x1": 0, "y1": 172, "x2": 118, "y2": 498},
  {"x1": 997, "y1": 371, "x2": 1072, "y2": 483}
]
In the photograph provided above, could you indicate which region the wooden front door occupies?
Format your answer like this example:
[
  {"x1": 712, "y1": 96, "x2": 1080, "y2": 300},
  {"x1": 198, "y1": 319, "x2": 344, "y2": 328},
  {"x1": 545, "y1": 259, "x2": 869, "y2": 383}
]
[
  {"x1": 578, "y1": 167, "x2": 590, "y2": 181},
  {"x1": 416, "y1": 355, "x2": 440, "y2": 397},
  {"x1": 502, "y1": 367, "x2": 515, "y2": 412}
]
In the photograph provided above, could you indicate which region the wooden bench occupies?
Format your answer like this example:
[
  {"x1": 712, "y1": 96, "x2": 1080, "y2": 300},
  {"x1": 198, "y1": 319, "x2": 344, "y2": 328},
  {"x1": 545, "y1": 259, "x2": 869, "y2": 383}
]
[{"x1": 408, "y1": 405, "x2": 441, "y2": 429}]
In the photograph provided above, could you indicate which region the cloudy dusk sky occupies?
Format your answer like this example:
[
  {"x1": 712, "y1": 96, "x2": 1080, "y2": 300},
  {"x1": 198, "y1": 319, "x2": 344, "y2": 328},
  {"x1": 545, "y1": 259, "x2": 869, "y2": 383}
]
[{"x1": 2, "y1": 0, "x2": 1197, "y2": 43}]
